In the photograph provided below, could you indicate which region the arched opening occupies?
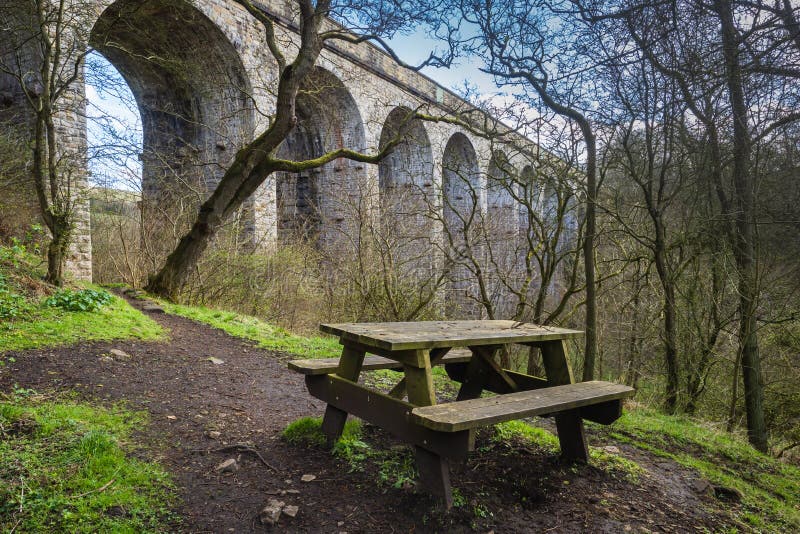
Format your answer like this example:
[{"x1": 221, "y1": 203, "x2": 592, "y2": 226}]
[
  {"x1": 378, "y1": 106, "x2": 435, "y2": 273},
  {"x1": 486, "y1": 151, "x2": 518, "y2": 317},
  {"x1": 88, "y1": 0, "x2": 254, "y2": 280},
  {"x1": 275, "y1": 67, "x2": 367, "y2": 250},
  {"x1": 442, "y1": 132, "x2": 481, "y2": 317},
  {"x1": 486, "y1": 151, "x2": 517, "y2": 240}
]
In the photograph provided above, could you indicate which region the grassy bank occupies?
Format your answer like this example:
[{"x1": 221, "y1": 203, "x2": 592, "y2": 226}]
[
  {"x1": 158, "y1": 301, "x2": 341, "y2": 358},
  {"x1": 0, "y1": 391, "x2": 176, "y2": 532},
  {"x1": 601, "y1": 408, "x2": 800, "y2": 531},
  {"x1": 0, "y1": 244, "x2": 165, "y2": 354}
]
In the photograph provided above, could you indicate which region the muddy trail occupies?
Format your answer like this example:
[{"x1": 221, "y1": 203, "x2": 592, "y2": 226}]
[{"x1": 0, "y1": 298, "x2": 740, "y2": 533}]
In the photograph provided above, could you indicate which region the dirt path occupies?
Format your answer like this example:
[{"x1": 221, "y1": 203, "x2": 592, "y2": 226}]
[{"x1": 0, "y1": 299, "x2": 738, "y2": 533}]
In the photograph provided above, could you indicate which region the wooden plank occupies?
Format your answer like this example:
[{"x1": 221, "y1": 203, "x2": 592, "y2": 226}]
[
  {"x1": 537, "y1": 339, "x2": 575, "y2": 386},
  {"x1": 555, "y1": 409, "x2": 589, "y2": 461},
  {"x1": 339, "y1": 339, "x2": 428, "y2": 367},
  {"x1": 473, "y1": 345, "x2": 519, "y2": 392},
  {"x1": 288, "y1": 349, "x2": 469, "y2": 375},
  {"x1": 320, "y1": 320, "x2": 583, "y2": 351},
  {"x1": 411, "y1": 381, "x2": 635, "y2": 432},
  {"x1": 580, "y1": 399, "x2": 624, "y2": 424},
  {"x1": 305, "y1": 374, "x2": 472, "y2": 460}
]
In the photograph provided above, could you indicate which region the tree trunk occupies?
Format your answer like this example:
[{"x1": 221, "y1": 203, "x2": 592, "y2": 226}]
[
  {"x1": 653, "y1": 222, "x2": 679, "y2": 413},
  {"x1": 581, "y1": 129, "x2": 598, "y2": 381},
  {"x1": 715, "y1": 0, "x2": 768, "y2": 452},
  {"x1": 45, "y1": 223, "x2": 69, "y2": 286},
  {"x1": 146, "y1": 153, "x2": 272, "y2": 300}
]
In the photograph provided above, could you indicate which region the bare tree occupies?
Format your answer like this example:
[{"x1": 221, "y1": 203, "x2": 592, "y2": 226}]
[
  {"x1": 0, "y1": 0, "x2": 95, "y2": 285},
  {"x1": 434, "y1": 0, "x2": 602, "y2": 379}
]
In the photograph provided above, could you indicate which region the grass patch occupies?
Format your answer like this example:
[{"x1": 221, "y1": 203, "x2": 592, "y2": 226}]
[
  {"x1": 0, "y1": 243, "x2": 165, "y2": 354},
  {"x1": 0, "y1": 295, "x2": 165, "y2": 354},
  {"x1": 603, "y1": 407, "x2": 800, "y2": 531},
  {"x1": 363, "y1": 367, "x2": 460, "y2": 401},
  {"x1": 492, "y1": 420, "x2": 560, "y2": 452},
  {"x1": 158, "y1": 302, "x2": 340, "y2": 358},
  {"x1": 492, "y1": 420, "x2": 643, "y2": 482},
  {"x1": 0, "y1": 391, "x2": 176, "y2": 532},
  {"x1": 282, "y1": 417, "x2": 418, "y2": 487}
]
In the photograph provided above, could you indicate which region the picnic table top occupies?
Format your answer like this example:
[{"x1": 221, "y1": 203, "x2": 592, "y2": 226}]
[{"x1": 320, "y1": 320, "x2": 583, "y2": 351}]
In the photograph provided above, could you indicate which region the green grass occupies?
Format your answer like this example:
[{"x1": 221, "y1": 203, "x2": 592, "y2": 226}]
[
  {"x1": 602, "y1": 407, "x2": 800, "y2": 532},
  {"x1": 158, "y1": 302, "x2": 341, "y2": 358},
  {"x1": 491, "y1": 420, "x2": 643, "y2": 481},
  {"x1": 0, "y1": 391, "x2": 176, "y2": 532},
  {"x1": 0, "y1": 243, "x2": 165, "y2": 354},
  {"x1": 0, "y1": 295, "x2": 166, "y2": 354}
]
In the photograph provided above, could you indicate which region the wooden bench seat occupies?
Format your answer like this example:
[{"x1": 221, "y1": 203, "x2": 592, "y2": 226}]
[
  {"x1": 288, "y1": 348, "x2": 473, "y2": 375},
  {"x1": 412, "y1": 380, "x2": 635, "y2": 432}
]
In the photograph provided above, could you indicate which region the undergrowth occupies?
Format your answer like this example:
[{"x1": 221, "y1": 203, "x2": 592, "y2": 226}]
[
  {"x1": 0, "y1": 391, "x2": 176, "y2": 532},
  {"x1": 599, "y1": 407, "x2": 800, "y2": 531},
  {"x1": 0, "y1": 244, "x2": 165, "y2": 354}
]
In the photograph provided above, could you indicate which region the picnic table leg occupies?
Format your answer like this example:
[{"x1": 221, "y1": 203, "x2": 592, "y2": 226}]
[
  {"x1": 321, "y1": 344, "x2": 365, "y2": 445},
  {"x1": 404, "y1": 350, "x2": 454, "y2": 508},
  {"x1": 540, "y1": 339, "x2": 589, "y2": 462},
  {"x1": 455, "y1": 346, "x2": 497, "y2": 401}
]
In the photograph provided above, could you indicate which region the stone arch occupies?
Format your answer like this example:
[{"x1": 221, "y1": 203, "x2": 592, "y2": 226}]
[
  {"x1": 442, "y1": 133, "x2": 481, "y2": 231},
  {"x1": 442, "y1": 132, "x2": 481, "y2": 317},
  {"x1": 486, "y1": 151, "x2": 517, "y2": 238},
  {"x1": 486, "y1": 151, "x2": 518, "y2": 317},
  {"x1": 89, "y1": 0, "x2": 255, "y2": 262},
  {"x1": 275, "y1": 66, "x2": 367, "y2": 249},
  {"x1": 378, "y1": 106, "x2": 435, "y2": 268}
]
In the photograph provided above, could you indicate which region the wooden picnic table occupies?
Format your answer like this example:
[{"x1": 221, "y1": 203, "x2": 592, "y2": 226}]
[{"x1": 289, "y1": 320, "x2": 634, "y2": 508}]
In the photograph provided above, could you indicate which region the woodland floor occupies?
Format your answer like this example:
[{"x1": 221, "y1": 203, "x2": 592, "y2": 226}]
[{"x1": 0, "y1": 296, "x2": 745, "y2": 533}]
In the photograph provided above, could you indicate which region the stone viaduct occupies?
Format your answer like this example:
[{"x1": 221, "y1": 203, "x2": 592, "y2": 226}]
[{"x1": 1, "y1": 0, "x2": 558, "y2": 314}]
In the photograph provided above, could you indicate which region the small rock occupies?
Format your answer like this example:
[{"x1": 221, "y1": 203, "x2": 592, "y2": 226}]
[
  {"x1": 602, "y1": 445, "x2": 620, "y2": 454},
  {"x1": 207, "y1": 430, "x2": 221, "y2": 439},
  {"x1": 259, "y1": 499, "x2": 284, "y2": 525},
  {"x1": 166, "y1": 415, "x2": 177, "y2": 420},
  {"x1": 285, "y1": 489, "x2": 300, "y2": 494},
  {"x1": 216, "y1": 458, "x2": 239, "y2": 473},
  {"x1": 691, "y1": 478, "x2": 713, "y2": 495},
  {"x1": 282, "y1": 504, "x2": 299, "y2": 518},
  {"x1": 338, "y1": 521, "x2": 345, "y2": 527},
  {"x1": 206, "y1": 357, "x2": 224, "y2": 365},
  {"x1": 109, "y1": 348, "x2": 131, "y2": 360},
  {"x1": 300, "y1": 474, "x2": 316, "y2": 482},
  {"x1": 99, "y1": 356, "x2": 114, "y2": 363}
]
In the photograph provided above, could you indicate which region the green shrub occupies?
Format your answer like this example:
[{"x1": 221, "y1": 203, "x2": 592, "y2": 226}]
[{"x1": 44, "y1": 288, "x2": 113, "y2": 312}]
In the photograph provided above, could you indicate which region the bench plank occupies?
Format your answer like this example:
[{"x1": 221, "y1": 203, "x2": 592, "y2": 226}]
[
  {"x1": 288, "y1": 349, "x2": 472, "y2": 375},
  {"x1": 412, "y1": 381, "x2": 635, "y2": 432}
]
